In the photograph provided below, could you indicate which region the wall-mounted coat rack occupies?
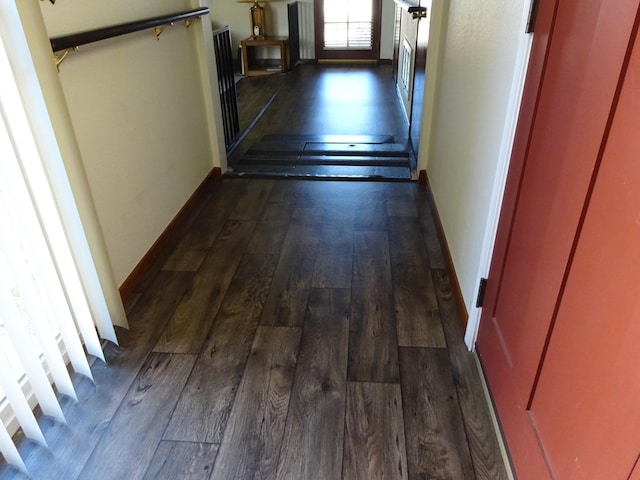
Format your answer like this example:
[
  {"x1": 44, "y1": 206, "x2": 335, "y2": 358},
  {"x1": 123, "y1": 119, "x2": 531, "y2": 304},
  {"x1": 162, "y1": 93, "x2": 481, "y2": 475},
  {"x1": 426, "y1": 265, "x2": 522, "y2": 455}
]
[{"x1": 49, "y1": 7, "x2": 210, "y2": 69}]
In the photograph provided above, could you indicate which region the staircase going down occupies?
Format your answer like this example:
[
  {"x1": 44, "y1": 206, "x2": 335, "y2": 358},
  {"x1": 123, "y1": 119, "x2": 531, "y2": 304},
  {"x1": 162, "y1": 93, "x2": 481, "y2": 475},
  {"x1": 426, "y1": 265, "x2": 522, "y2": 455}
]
[{"x1": 227, "y1": 134, "x2": 414, "y2": 180}]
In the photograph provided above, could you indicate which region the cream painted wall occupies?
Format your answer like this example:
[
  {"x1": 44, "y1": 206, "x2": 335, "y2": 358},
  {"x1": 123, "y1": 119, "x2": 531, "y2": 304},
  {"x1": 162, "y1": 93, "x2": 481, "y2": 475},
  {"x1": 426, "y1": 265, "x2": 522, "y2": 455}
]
[
  {"x1": 212, "y1": 0, "x2": 293, "y2": 59},
  {"x1": 425, "y1": 0, "x2": 530, "y2": 334},
  {"x1": 213, "y1": 0, "x2": 395, "y2": 60},
  {"x1": 38, "y1": 0, "x2": 223, "y2": 285}
]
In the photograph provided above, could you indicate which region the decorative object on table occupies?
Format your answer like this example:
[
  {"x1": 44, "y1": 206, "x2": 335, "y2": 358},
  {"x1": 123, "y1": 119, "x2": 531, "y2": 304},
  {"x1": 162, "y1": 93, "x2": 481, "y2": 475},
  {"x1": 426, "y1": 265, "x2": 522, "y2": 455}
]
[{"x1": 237, "y1": 0, "x2": 277, "y2": 39}]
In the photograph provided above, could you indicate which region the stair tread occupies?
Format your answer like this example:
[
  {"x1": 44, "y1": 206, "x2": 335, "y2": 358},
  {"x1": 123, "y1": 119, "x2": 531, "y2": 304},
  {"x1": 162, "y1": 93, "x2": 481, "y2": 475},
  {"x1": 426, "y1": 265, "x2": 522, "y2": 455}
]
[{"x1": 260, "y1": 134, "x2": 396, "y2": 144}]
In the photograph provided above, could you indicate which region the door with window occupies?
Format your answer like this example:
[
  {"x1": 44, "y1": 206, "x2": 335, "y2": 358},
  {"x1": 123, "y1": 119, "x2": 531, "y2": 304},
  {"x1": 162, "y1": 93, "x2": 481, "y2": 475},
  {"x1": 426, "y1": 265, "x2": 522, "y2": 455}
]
[{"x1": 314, "y1": 0, "x2": 382, "y2": 59}]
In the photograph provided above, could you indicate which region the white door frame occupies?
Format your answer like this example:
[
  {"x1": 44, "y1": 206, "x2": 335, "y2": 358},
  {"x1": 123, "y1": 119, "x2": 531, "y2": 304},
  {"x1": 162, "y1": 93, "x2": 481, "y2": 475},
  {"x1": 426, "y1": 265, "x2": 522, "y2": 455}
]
[
  {"x1": 463, "y1": 2, "x2": 535, "y2": 349},
  {"x1": 414, "y1": 0, "x2": 536, "y2": 350}
]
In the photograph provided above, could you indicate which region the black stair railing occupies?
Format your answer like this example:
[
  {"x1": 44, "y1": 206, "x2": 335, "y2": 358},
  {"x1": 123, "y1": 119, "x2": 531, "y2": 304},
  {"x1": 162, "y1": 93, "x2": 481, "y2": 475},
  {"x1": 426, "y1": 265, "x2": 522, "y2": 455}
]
[{"x1": 212, "y1": 26, "x2": 240, "y2": 150}]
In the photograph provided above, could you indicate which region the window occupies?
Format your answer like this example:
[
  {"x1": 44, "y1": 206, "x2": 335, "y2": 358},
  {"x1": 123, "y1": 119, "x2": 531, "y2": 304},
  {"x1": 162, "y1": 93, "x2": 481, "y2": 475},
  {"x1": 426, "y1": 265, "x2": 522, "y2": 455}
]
[{"x1": 323, "y1": 0, "x2": 374, "y2": 50}]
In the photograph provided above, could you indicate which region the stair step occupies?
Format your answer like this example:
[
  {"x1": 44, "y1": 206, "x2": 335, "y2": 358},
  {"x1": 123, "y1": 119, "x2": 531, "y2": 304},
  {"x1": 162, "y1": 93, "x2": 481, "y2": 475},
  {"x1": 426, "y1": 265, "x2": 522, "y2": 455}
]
[
  {"x1": 241, "y1": 154, "x2": 410, "y2": 167},
  {"x1": 246, "y1": 143, "x2": 410, "y2": 158},
  {"x1": 228, "y1": 164, "x2": 413, "y2": 180},
  {"x1": 302, "y1": 142, "x2": 409, "y2": 156},
  {"x1": 260, "y1": 134, "x2": 396, "y2": 144}
]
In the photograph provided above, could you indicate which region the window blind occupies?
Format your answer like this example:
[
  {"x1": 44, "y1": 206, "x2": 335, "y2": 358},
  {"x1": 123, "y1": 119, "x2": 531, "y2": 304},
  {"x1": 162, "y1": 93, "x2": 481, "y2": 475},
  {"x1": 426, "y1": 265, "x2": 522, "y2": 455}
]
[
  {"x1": 323, "y1": 0, "x2": 374, "y2": 50},
  {"x1": 0, "y1": 8, "x2": 122, "y2": 474}
]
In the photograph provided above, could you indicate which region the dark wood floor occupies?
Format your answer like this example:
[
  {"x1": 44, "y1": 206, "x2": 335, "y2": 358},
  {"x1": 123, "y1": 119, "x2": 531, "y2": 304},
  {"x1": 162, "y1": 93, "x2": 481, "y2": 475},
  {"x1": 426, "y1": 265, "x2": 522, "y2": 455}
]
[
  {"x1": 3, "y1": 179, "x2": 509, "y2": 479},
  {"x1": 228, "y1": 64, "x2": 413, "y2": 179},
  {"x1": 231, "y1": 64, "x2": 409, "y2": 161}
]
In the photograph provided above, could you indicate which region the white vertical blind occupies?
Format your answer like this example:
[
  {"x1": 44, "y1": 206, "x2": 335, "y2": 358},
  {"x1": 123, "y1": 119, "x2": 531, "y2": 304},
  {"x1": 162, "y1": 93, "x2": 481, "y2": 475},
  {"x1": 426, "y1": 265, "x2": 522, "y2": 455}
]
[{"x1": 0, "y1": 4, "x2": 123, "y2": 474}]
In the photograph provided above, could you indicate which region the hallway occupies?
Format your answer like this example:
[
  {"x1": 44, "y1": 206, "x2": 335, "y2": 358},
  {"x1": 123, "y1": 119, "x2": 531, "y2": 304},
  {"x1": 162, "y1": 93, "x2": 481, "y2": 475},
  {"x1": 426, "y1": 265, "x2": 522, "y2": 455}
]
[
  {"x1": 4, "y1": 179, "x2": 508, "y2": 479},
  {"x1": 228, "y1": 64, "x2": 414, "y2": 179}
]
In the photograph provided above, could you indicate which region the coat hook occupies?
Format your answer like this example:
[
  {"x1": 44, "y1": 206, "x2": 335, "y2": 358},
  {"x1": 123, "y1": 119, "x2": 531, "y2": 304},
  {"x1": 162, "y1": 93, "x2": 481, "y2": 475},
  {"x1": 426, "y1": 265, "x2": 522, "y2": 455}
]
[{"x1": 53, "y1": 47, "x2": 78, "y2": 71}]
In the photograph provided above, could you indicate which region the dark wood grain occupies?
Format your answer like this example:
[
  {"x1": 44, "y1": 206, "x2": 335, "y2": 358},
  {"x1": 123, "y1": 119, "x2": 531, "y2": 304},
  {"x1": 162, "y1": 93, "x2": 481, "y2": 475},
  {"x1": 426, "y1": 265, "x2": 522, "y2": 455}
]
[
  {"x1": 16, "y1": 271, "x2": 193, "y2": 480},
  {"x1": 143, "y1": 441, "x2": 218, "y2": 480},
  {"x1": 386, "y1": 192, "x2": 418, "y2": 217},
  {"x1": 228, "y1": 179, "x2": 274, "y2": 220},
  {"x1": 164, "y1": 254, "x2": 279, "y2": 443},
  {"x1": 354, "y1": 196, "x2": 388, "y2": 231},
  {"x1": 119, "y1": 170, "x2": 221, "y2": 300},
  {"x1": 210, "y1": 326, "x2": 301, "y2": 480},
  {"x1": 399, "y1": 347, "x2": 475, "y2": 480},
  {"x1": 260, "y1": 208, "x2": 322, "y2": 327},
  {"x1": 388, "y1": 216, "x2": 446, "y2": 347},
  {"x1": 235, "y1": 74, "x2": 287, "y2": 134},
  {"x1": 275, "y1": 288, "x2": 350, "y2": 480},
  {"x1": 247, "y1": 216, "x2": 292, "y2": 255},
  {"x1": 417, "y1": 190, "x2": 447, "y2": 269},
  {"x1": 348, "y1": 231, "x2": 400, "y2": 383},
  {"x1": 153, "y1": 220, "x2": 255, "y2": 354},
  {"x1": 79, "y1": 353, "x2": 197, "y2": 480},
  {"x1": 432, "y1": 269, "x2": 509, "y2": 480},
  {"x1": 8, "y1": 181, "x2": 509, "y2": 479},
  {"x1": 419, "y1": 182, "x2": 469, "y2": 326},
  {"x1": 162, "y1": 186, "x2": 242, "y2": 271},
  {"x1": 312, "y1": 207, "x2": 355, "y2": 289},
  {"x1": 247, "y1": 181, "x2": 300, "y2": 254},
  {"x1": 343, "y1": 382, "x2": 408, "y2": 480}
]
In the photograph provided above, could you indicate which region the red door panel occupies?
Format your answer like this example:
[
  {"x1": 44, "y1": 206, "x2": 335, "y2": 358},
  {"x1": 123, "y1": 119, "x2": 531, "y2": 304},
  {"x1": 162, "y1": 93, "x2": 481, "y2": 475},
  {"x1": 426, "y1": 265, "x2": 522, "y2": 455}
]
[
  {"x1": 531, "y1": 25, "x2": 640, "y2": 478},
  {"x1": 475, "y1": 2, "x2": 559, "y2": 474},
  {"x1": 631, "y1": 459, "x2": 640, "y2": 480},
  {"x1": 476, "y1": 0, "x2": 640, "y2": 478}
]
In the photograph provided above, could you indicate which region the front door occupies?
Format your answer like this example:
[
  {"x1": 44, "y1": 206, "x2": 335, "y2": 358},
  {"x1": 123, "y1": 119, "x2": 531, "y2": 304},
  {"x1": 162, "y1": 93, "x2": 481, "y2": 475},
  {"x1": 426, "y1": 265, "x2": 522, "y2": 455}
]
[
  {"x1": 476, "y1": 0, "x2": 640, "y2": 478},
  {"x1": 314, "y1": 0, "x2": 382, "y2": 60}
]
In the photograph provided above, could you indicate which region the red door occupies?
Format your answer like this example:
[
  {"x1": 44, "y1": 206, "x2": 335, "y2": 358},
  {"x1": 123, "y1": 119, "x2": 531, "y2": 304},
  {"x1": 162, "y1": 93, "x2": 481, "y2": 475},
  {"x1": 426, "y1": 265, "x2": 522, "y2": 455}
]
[
  {"x1": 530, "y1": 30, "x2": 640, "y2": 477},
  {"x1": 476, "y1": 0, "x2": 640, "y2": 478}
]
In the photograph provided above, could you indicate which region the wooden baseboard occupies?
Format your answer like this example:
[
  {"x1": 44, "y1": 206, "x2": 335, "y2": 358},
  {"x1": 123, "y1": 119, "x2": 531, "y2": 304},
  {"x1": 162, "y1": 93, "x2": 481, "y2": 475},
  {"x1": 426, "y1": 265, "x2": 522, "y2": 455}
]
[
  {"x1": 119, "y1": 167, "x2": 222, "y2": 302},
  {"x1": 420, "y1": 170, "x2": 469, "y2": 329},
  {"x1": 474, "y1": 354, "x2": 517, "y2": 480}
]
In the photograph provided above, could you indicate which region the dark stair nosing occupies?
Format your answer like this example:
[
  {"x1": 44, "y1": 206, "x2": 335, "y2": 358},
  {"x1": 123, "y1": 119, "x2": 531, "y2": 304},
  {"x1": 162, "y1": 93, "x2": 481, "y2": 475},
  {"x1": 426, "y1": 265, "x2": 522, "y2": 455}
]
[
  {"x1": 227, "y1": 164, "x2": 413, "y2": 180},
  {"x1": 260, "y1": 134, "x2": 396, "y2": 144},
  {"x1": 241, "y1": 154, "x2": 410, "y2": 167},
  {"x1": 246, "y1": 144, "x2": 410, "y2": 158},
  {"x1": 302, "y1": 143, "x2": 409, "y2": 155}
]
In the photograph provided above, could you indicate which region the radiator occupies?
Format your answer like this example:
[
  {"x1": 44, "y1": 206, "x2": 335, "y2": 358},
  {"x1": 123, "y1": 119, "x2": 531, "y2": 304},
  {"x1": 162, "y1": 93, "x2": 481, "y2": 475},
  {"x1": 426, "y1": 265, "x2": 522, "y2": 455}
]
[{"x1": 297, "y1": 1, "x2": 315, "y2": 59}]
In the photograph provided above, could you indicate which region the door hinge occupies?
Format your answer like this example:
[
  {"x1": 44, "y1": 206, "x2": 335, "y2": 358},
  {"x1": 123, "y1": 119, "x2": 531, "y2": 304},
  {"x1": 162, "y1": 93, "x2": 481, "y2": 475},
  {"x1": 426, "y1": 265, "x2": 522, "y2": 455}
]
[
  {"x1": 526, "y1": 0, "x2": 540, "y2": 34},
  {"x1": 476, "y1": 277, "x2": 488, "y2": 308}
]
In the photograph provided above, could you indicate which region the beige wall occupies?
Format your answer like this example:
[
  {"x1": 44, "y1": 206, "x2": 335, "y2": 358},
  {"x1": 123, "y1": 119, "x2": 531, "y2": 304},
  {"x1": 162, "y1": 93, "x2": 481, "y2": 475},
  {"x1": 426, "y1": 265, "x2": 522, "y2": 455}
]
[
  {"x1": 212, "y1": 0, "x2": 297, "y2": 59},
  {"x1": 424, "y1": 0, "x2": 530, "y2": 324},
  {"x1": 30, "y1": 0, "x2": 395, "y2": 287},
  {"x1": 38, "y1": 0, "x2": 224, "y2": 285}
]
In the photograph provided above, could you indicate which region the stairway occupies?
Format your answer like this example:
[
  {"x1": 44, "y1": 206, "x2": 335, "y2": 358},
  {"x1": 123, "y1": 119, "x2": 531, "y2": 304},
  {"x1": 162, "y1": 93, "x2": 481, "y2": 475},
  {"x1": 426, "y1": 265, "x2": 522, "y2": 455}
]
[{"x1": 227, "y1": 134, "x2": 414, "y2": 180}]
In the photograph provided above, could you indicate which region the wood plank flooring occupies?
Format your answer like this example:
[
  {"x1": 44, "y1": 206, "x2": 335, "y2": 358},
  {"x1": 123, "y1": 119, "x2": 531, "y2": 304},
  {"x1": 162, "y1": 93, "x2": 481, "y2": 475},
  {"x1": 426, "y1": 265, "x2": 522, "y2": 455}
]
[
  {"x1": 3, "y1": 179, "x2": 509, "y2": 480},
  {"x1": 228, "y1": 64, "x2": 414, "y2": 179}
]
